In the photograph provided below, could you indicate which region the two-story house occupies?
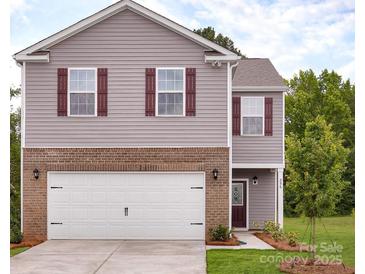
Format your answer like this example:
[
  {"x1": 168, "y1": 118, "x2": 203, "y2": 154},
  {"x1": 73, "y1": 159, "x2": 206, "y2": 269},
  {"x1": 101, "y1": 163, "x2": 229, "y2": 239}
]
[{"x1": 13, "y1": 0, "x2": 286, "y2": 241}]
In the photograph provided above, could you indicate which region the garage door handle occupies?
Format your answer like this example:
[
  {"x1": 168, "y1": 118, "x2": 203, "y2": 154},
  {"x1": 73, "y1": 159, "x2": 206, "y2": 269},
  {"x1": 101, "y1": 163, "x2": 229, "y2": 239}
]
[
  {"x1": 190, "y1": 223, "x2": 203, "y2": 225},
  {"x1": 190, "y1": 187, "x2": 203, "y2": 189},
  {"x1": 51, "y1": 187, "x2": 63, "y2": 189},
  {"x1": 51, "y1": 222, "x2": 63, "y2": 225}
]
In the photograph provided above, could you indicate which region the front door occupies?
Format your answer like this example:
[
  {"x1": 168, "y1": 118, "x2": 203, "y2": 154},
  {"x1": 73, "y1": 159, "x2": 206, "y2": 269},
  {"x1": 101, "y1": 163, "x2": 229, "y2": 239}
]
[{"x1": 232, "y1": 181, "x2": 247, "y2": 228}]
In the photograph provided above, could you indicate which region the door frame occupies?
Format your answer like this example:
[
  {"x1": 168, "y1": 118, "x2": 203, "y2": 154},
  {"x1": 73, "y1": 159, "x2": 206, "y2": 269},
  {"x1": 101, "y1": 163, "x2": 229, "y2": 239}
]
[
  {"x1": 47, "y1": 171, "x2": 206, "y2": 240},
  {"x1": 232, "y1": 178, "x2": 249, "y2": 231}
]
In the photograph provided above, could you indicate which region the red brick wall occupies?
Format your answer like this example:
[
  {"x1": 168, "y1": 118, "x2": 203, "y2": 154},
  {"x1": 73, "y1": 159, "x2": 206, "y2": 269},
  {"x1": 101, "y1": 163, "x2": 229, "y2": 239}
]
[{"x1": 23, "y1": 147, "x2": 229, "y2": 240}]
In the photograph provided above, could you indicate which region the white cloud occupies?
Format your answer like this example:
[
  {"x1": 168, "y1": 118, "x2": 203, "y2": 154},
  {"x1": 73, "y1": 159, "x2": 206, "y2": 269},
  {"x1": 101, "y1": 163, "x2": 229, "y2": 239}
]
[
  {"x1": 337, "y1": 60, "x2": 355, "y2": 82},
  {"x1": 182, "y1": 0, "x2": 354, "y2": 80},
  {"x1": 10, "y1": 0, "x2": 31, "y2": 14}
]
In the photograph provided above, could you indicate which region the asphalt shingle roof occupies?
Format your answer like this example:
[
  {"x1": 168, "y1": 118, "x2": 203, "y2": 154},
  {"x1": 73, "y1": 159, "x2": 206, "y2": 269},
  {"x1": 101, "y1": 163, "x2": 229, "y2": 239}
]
[{"x1": 232, "y1": 58, "x2": 285, "y2": 87}]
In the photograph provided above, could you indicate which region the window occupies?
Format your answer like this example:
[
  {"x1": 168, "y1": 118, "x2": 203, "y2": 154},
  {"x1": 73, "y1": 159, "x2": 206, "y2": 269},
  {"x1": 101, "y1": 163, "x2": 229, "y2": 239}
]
[
  {"x1": 156, "y1": 68, "x2": 184, "y2": 116},
  {"x1": 68, "y1": 68, "x2": 97, "y2": 116},
  {"x1": 232, "y1": 183, "x2": 244, "y2": 206},
  {"x1": 241, "y1": 97, "x2": 264, "y2": 135}
]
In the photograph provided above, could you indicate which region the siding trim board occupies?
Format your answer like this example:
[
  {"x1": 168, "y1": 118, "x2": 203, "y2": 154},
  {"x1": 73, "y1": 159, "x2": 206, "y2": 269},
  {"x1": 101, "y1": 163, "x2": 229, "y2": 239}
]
[{"x1": 233, "y1": 86, "x2": 287, "y2": 92}]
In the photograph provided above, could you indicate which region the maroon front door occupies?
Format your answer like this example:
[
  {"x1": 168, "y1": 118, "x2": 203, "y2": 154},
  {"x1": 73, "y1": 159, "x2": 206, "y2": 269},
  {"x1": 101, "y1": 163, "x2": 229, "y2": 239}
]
[{"x1": 232, "y1": 181, "x2": 247, "y2": 228}]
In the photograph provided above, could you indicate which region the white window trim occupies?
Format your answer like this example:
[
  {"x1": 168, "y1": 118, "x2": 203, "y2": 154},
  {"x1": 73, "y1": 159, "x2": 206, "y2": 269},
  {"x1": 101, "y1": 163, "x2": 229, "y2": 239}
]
[
  {"x1": 155, "y1": 67, "x2": 186, "y2": 117},
  {"x1": 240, "y1": 96, "x2": 265, "y2": 136},
  {"x1": 67, "y1": 67, "x2": 98, "y2": 117}
]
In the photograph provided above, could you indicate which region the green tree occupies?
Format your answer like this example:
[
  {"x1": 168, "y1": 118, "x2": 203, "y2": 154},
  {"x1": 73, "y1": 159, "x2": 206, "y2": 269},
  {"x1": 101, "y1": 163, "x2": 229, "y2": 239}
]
[
  {"x1": 286, "y1": 116, "x2": 349, "y2": 257},
  {"x1": 10, "y1": 87, "x2": 22, "y2": 243},
  {"x1": 285, "y1": 69, "x2": 355, "y2": 215},
  {"x1": 194, "y1": 26, "x2": 245, "y2": 57}
]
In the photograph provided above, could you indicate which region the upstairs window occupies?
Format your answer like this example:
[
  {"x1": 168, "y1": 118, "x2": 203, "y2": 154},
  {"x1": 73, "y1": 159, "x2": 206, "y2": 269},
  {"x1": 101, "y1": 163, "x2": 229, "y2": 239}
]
[
  {"x1": 68, "y1": 68, "x2": 97, "y2": 116},
  {"x1": 241, "y1": 97, "x2": 264, "y2": 135},
  {"x1": 156, "y1": 68, "x2": 185, "y2": 116}
]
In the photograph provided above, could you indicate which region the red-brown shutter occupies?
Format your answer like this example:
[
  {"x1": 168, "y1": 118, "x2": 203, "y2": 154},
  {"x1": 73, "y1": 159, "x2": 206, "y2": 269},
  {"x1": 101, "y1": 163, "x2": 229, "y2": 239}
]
[
  {"x1": 265, "y1": 97, "x2": 273, "y2": 136},
  {"x1": 57, "y1": 68, "x2": 68, "y2": 116},
  {"x1": 232, "y1": 97, "x2": 241, "y2": 136},
  {"x1": 185, "y1": 68, "x2": 196, "y2": 116},
  {"x1": 97, "y1": 68, "x2": 108, "y2": 116},
  {"x1": 145, "y1": 68, "x2": 155, "y2": 116}
]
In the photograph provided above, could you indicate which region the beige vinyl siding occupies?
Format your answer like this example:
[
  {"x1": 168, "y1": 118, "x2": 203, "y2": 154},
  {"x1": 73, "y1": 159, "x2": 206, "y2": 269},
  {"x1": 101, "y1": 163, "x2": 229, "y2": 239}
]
[
  {"x1": 232, "y1": 91, "x2": 283, "y2": 164},
  {"x1": 233, "y1": 169, "x2": 275, "y2": 229},
  {"x1": 25, "y1": 9, "x2": 227, "y2": 147}
]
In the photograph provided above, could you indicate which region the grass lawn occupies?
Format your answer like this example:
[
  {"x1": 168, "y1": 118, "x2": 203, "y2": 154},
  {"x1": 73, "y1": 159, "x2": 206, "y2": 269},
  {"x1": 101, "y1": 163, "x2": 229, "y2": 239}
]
[
  {"x1": 207, "y1": 249, "x2": 309, "y2": 274},
  {"x1": 206, "y1": 216, "x2": 354, "y2": 274},
  {"x1": 285, "y1": 216, "x2": 354, "y2": 267},
  {"x1": 10, "y1": 247, "x2": 29, "y2": 257}
]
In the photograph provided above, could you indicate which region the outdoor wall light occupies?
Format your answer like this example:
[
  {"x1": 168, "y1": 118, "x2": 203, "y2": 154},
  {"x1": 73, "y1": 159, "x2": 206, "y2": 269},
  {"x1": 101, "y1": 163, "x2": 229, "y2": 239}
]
[
  {"x1": 33, "y1": 168, "x2": 40, "y2": 180},
  {"x1": 212, "y1": 169, "x2": 219, "y2": 180},
  {"x1": 252, "y1": 176, "x2": 258, "y2": 185}
]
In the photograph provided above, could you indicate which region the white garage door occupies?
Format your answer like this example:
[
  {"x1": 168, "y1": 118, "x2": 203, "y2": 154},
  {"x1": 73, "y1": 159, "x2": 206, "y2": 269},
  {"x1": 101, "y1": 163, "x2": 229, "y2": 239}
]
[{"x1": 47, "y1": 172, "x2": 205, "y2": 240}]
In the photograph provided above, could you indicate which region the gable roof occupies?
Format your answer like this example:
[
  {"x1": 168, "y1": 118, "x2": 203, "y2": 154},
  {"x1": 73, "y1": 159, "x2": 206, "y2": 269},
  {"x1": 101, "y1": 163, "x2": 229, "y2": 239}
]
[
  {"x1": 13, "y1": 0, "x2": 239, "y2": 62},
  {"x1": 232, "y1": 58, "x2": 287, "y2": 91}
]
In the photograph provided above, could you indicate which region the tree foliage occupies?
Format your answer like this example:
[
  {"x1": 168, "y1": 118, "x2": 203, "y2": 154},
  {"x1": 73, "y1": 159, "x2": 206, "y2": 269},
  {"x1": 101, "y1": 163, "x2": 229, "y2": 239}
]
[
  {"x1": 286, "y1": 116, "x2": 349, "y2": 257},
  {"x1": 194, "y1": 26, "x2": 245, "y2": 57},
  {"x1": 285, "y1": 69, "x2": 355, "y2": 216},
  {"x1": 286, "y1": 116, "x2": 349, "y2": 217},
  {"x1": 10, "y1": 87, "x2": 22, "y2": 242}
]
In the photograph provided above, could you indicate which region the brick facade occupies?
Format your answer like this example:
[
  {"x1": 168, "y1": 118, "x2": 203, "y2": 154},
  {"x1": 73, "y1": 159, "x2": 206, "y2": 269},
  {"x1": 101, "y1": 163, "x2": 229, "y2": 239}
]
[{"x1": 23, "y1": 147, "x2": 229, "y2": 241}]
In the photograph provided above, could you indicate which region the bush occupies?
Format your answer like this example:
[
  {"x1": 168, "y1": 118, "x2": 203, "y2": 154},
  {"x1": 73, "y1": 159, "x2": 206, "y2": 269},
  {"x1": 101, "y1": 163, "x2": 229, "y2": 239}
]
[
  {"x1": 10, "y1": 226, "x2": 22, "y2": 244},
  {"x1": 209, "y1": 224, "x2": 231, "y2": 241},
  {"x1": 272, "y1": 230, "x2": 285, "y2": 242},
  {"x1": 263, "y1": 220, "x2": 280, "y2": 234},
  {"x1": 286, "y1": 231, "x2": 299, "y2": 246}
]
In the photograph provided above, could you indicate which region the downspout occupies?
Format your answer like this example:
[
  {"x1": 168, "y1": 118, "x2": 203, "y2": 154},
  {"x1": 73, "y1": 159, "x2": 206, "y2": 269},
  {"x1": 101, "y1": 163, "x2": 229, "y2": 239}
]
[{"x1": 228, "y1": 61, "x2": 239, "y2": 231}]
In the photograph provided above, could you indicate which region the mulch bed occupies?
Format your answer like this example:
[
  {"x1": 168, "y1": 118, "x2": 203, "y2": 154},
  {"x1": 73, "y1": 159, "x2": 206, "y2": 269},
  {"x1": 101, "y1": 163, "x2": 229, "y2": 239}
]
[
  {"x1": 254, "y1": 232, "x2": 309, "y2": 252},
  {"x1": 280, "y1": 257, "x2": 354, "y2": 274},
  {"x1": 206, "y1": 234, "x2": 240, "y2": 246},
  {"x1": 11, "y1": 240, "x2": 43, "y2": 249}
]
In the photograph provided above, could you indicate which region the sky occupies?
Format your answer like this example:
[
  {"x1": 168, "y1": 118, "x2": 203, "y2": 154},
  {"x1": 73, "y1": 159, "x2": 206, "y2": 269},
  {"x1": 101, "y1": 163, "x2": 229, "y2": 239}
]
[{"x1": 10, "y1": 0, "x2": 355, "y2": 88}]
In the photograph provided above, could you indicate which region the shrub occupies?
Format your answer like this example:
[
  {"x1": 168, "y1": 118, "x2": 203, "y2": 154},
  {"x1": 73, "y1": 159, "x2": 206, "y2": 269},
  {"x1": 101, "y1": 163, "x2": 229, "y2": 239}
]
[
  {"x1": 209, "y1": 224, "x2": 231, "y2": 241},
  {"x1": 272, "y1": 230, "x2": 285, "y2": 242},
  {"x1": 263, "y1": 220, "x2": 280, "y2": 234},
  {"x1": 10, "y1": 226, "x2": 23, "y2": 244},
  {"x1": 286, "y1": 231, "x2": 299, "y2": 246}
]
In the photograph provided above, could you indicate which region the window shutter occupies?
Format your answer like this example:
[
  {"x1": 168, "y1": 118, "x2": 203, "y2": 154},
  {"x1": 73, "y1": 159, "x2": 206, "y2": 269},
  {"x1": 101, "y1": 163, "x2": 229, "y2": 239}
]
[
  {"x1": 265, "y1": 97, "x2": 273, "y2": 136},
  {"x1": 97, "y1": 68, "x2": 108, "y2": 116},
  {"x1": 232, "y1": 97, "x2": 241, "y2": 136},
  {"x1": 145, "y1": 68, "x2": 156, "y2": 116},
  {"x1": 185, "y1": 68, "x2": 196, "y2": 116},
  {"x1": 57, "y1": 68, "x2": 68, "y2": 116}
]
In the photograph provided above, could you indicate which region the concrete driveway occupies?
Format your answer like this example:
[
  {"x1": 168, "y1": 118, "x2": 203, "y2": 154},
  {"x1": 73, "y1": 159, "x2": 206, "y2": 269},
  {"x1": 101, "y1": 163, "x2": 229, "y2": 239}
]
[{"x1": 11, "y1": 240, "x2": 206, "y2": 274}]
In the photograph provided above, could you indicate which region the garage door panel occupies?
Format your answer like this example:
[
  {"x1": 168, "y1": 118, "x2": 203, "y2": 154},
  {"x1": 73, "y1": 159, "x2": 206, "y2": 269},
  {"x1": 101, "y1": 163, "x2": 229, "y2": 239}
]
[{"x1": 48, "y1": 172, "x2": 205, "y2": 240}]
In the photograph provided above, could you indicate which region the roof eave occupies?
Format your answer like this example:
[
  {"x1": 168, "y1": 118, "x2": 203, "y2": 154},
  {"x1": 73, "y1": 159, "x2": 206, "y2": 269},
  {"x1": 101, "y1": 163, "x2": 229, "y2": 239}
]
[
  {"x1": 232, "y1": 86, "x2": 288, "y2": 92},
  {"x1": 13, "y1": 53, "x2": 50, "y2": 63},
  {"x1": 205, "y1": 55, "x2": 241, "y2": 63}
]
